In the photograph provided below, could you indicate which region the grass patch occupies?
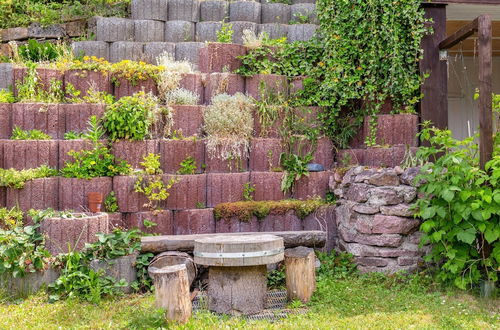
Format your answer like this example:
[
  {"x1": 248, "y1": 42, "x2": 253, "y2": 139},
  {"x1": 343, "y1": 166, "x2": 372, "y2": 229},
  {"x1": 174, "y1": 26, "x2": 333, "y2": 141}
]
[{"x1": 0, "y1": 273, "x2": 498, "y2": 329}]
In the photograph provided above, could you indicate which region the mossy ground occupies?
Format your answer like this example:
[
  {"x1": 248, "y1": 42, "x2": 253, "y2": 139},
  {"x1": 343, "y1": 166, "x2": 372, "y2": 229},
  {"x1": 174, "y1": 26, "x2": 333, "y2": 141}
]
[{"x1": 1, "y1": 273, "x2": 498, "y2": 329}]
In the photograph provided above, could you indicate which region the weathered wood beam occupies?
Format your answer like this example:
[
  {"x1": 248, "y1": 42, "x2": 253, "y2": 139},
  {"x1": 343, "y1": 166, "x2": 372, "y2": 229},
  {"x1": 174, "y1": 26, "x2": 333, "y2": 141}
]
[
  {"x1": 439, "y1": 18, "x2": 478, "y2": 50},
  {"x1": 478, "y1": 15, "x2": 493, "y2": 169},
  {"x1": 420, "y1": 4, "x2": 448, "y2": 130},
  {"x1": 141, "y1": 231, "x2": 327, "y2": 253}
]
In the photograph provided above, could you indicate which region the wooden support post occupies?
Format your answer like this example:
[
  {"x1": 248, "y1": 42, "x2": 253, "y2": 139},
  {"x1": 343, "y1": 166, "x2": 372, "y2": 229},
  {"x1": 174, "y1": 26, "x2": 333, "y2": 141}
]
[
  {"x1": 148, "y1": 264, "x2": 192, "y2": 324},
  {"x1": 284, "y1": 246, "x2": 316, "y2": 303},
  {"x1": 478, "y1": 15, "x2": 493, "y2": 169},
  {"x1": 420, "y1": 4, "x2": 448, "y2": 130}
]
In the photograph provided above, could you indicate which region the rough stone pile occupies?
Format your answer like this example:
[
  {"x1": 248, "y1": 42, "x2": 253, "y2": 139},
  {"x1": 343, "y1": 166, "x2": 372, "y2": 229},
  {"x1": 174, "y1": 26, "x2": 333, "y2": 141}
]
[{"x1": 332, "y1": 166, "x2": 428, "y2": 273}]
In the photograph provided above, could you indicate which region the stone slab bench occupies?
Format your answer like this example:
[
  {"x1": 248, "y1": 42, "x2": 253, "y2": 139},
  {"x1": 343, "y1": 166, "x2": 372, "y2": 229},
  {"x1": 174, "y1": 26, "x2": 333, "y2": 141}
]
[{"x1": 141, "y1": 230, "x2": 326, "y2": 253}]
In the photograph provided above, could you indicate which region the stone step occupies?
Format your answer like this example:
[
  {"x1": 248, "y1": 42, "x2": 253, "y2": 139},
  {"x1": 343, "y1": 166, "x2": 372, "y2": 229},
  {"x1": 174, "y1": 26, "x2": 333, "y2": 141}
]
[{"x1": 1, "y1": 171, "x2": 332, "y2": 213}]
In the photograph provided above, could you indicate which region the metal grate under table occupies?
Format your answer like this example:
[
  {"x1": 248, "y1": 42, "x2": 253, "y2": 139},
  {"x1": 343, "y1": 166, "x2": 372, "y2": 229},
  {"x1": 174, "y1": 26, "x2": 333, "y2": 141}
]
[{"x1": 192, "y1": 290, "x2": 307, "y2": 321}]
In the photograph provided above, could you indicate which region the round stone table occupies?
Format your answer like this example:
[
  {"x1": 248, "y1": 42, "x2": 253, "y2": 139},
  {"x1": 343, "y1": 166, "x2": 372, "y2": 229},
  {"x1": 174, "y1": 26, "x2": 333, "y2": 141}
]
[{"x1": 194, "y1": 234, "x2": 284, "y2": 315}]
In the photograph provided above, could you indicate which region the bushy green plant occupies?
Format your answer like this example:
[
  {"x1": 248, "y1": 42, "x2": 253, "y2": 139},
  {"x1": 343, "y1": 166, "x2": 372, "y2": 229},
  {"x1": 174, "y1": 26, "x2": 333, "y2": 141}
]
[
  {"x1": 103, "y1": 92, "x2": 168, "y2": 141},
  {"x1": 104, "y1": 191, "x2": 119, "y2": 213},
  {"x1": 0, "y1": 207, "x2": 24, "y2": 230},
  {"x1": 163, "y1": 88, "x2": 199, "y2": 106},
  {"x1": 0, "y1": 224, "x2": 51, "y2": 278},
  {"x1": 316, "y1": 250, "x2": 357, "y2": 280},
  {"x1": 15, "y1": 63, "x2": 65, "y2": 103},
  {"x1": 11, "y1": 126, "x2": 51, "y2": 140},
  {"x1": 216, "y1": 23, "x2": 233, "y2": 43},
  {"x1": 267, "y1": 266, "x2": 286, "y2": 289},
  {"x1": 132, "y1": 252, "x2": 154, "y2": 292},
  {"x1": 84, "y1": 229, "x2": 141, "y2": 261},
  {"x1": 414, "y1": 125, "x2": 500, "y2": 289},
  {"x1": 177, "y1": 156, "x2": 197, "y2": 175},
  {"x1": 242, "y1": 182, "x2": 255, "y2": 201},
  {"x1": 0, "y1": 90, "x2": 15, "y2": 103},
  {"x1": 203, "y1": 93, "x2": 254, "y2": 162},
  {"x1": 18, "y1": 39, "x2": 64, "y2": 63},
  {"x1": 64, "y1": 131, "x2": 86, "y2": 140},
  {"x1": 0, "y1": 165, "x2": 57, "y2": 189}
]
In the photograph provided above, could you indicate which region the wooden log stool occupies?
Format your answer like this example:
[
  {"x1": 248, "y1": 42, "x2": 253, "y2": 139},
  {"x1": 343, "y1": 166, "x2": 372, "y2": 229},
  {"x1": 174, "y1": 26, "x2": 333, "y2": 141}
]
[
  {"x1": 194, "y1": 234, "x2": 284, "y2": 315},
  {"x1": 148, "y1": 264, "x2": 192, "y2": 324},
  {"x1": 284, "y1": 246, "x2": 316, "y2": 303}
]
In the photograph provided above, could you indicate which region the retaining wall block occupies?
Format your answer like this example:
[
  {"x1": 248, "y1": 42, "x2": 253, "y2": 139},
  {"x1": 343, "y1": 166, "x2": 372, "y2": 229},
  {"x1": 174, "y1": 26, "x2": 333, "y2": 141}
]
[
  {"x1": 259, "y1": 211, "x2": 303, "y2": 233},
  {"x1": 64, "y1": 69, "x2": 112, "y2": 97},
  {"x1": 312, "y1": 137, "x2": 334, "y2": 170},
  {"x1": 62, "y1": 103, "x2": 106, "y2": 135},
  {"x1": 245, "y1": 74, "x2": 288, "y2": 100},
  {"x1": 303, "y1": 205, "x2": 337, "y2": 251},
  {"x1": 215, "y1": 216, "x2": 260, "y2": 234},
  {"x1": 289, "y1": 75, "x2": 306, "y2": 95},
  {"x1": 131, "y1": 0, "x2": 168, "y2": 21},
  {"x1": 230, "y1": 1, "x2": 261, "y2": 23},
  {"x1": 168, "y1": 0, "x2": 200, "y2": 22},
  {"x1": 96, "y1": 17, "x2": 134, "y2": 42},
  {"x1": 196, "y1": 21, "x2": 222, "y2": 42},
  {"x1": 175, "y1": 42, "x2": 205, "y2": 69},
  {"x1": 250, "y1": 171, "x2": 288, "y2": 201},
  {"x1": 231, "y1": 21, "x2": 258, "y2": 44},
  {"x1": 249, "y1": 138, "x2": 282, "y2": 171},
  {"x1": 287, "y1": 23, "x2": 318, "y2": 42},
  {"x1": 171, "y1": 105, "x2": 204, "y2": 137},
  {"x1": 199, "y1": 43, "x2": 246, "y2": 74},
  {"x1": 253, "y1": 108, "x2": 282, "y2": 138},
  {"x1": 113, "y1": 77, "x2": 158, "y2": 99},
  {"x1": 0, "y1": 141, "x2": 3, "y2": 169},
  {"x1": 134, "y1": 20, "x2": 165, "y2": 42},
  {"x1": 205, "y1": 151, "x2": 249, "y2": 173},
  {"x1": 178, "y1": 73, "x2": 204, "y2": 104},
  {"x1": 144, "y1": 42, "x2": 176, "y2": 64},
  {"x1": 72, "y1": 41, "x2": 110, "y2": 60},
  {"x1": 125, "y1": 210, "x2": 174, "y2": 235},
  {"x1": 336, "y1": 149, "x2": 364, "y2": 166},
  {"x1": 257, "y1": 23, "x2": 289, "y2": 40},
  {"x1": 109, "y1": 41, "x2": 145, "y2": 63},
  {"x1": 292, "y1": 0, "x2": 316, "y2": 4},
  {"x1": 0, "y1": 188, "x2": 5, "y2": 208},
  {"x1": 290, "y1": 4, "x2": 318, "y2": 24},
  {"x1": 113, "y1": 175, "x2": 150, "y2": 212},
  {"x1": 164, "y1": 21, "x2": 195, "y2": 42},
  {"x1": 0, "y1": 63, "x2": 13, "y2": 91},
  {"x1": 59, "y1": 177, "x2": 113, "y2": 211},
  {"x1": 363, "y1": 114, "x2": 418, "y2": 147},
  {"x1": 6, "y1": 178, "x2": 59, "y2": 212},
  {"x1": 173, "y1": 208, "x2": 216, "y2": 235},
  {"x1": 28, "y1": 23, "x2": 66, "y2": 39},
  {"x1": 11, "y1": 103, "x2": 63, "y2": 139},
  {"x1": 262, "y1": 3, "x2": 291, "y2": 24},
  {"x1": 204, "y1": 73, "x2": 245, "y2": 102},
  {"x1": 0, "y1": 103, "x2": 12, "y2": 139},
  {"x1": 293, "y1": 171, "x2": 329, "y2": 200},
  {"x1": 111, "y1": 140, "x2": 159, "y2": 170},
  {"x1": 0, "y1": 27, "x2": 29, "y2": 41},
  {"x1": 58, "y1": 139, "x2": 95, "y2": 169},
  {"x1": 362, "y1": 146, "x2": 417, "y2": 168},
  {"x1": 200, "y1": 1, "x2": 229, "y2": 22},
  {"x1": 164, "y1": 174, "x2": 207, "y2": 210},
  {"x1": 159, "y1": 139, "x2": 205, "y2": 174},
  {"x1": 207, "y1": 172, "x2": 250, "y2": 207},
  {"x1": 107, "y1": 212, "x2": 125, "y2": 230},
  {"x1": 13, "y1": 68, "x2": 64, "y2": 97},
  {"x1": 1, "y1": 140, "x2": 58, "y2": 170}
]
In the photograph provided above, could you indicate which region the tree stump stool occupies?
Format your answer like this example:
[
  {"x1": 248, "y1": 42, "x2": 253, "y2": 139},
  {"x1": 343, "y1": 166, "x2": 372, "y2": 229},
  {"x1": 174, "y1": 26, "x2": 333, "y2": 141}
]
[{"x1": 194, "y1": 234, "x2": 284, "y2": 315}]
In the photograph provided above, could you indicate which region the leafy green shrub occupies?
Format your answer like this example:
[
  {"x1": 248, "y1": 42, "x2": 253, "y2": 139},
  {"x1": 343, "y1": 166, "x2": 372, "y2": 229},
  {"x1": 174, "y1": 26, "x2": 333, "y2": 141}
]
[
  {"x1": 216, "y1": 23, "x2": 233, "y2": 43},
  {"x1": 0, "y1": 223, "x2": 51, "y2": 278},
  {"x1": 11, "y1": 126, "x2": 51, "y2": 140},
  {"x1": 103, "y1": 92, "x2": 169, "y2": 141},
  {"x1": 64, "y1": 131, "x2": 86, "y2": 140},
  {"x1": 203, "y1": 93, "x2": 254, "y2": 162},
  {"x1": 84, "y1": 229, "x2": 141, "y2": 261},
  {"x1": 0, "y1": 165, "x2": 57, "y2": 189},
  {"x1": 414, "y1": 125, "x2": 500, "y2": 289},
  {"x1": 0, "y1": 90, "x2": 15, "y2": 103},
  {"x1": 18, "y1": 39, "x2": 64, "y2": 63},
  {"x1": 177, "y1": 156, "x2": 197, "y2": 175},
  {"x1": 316, "y1": 250, "x2": 357, "y2": 280},
  {"x1": 104, "y1": 191, "x2": 119, "y2": 213},
  {"x1": 0, "y1": 207, "x2": 24, "y2": 230},
  {"x1": 267, "y1": 266, "x2": 286, "y2": 289},
  {"x1": 15, "y1": 63, "x2": 65, "y2": 103}
]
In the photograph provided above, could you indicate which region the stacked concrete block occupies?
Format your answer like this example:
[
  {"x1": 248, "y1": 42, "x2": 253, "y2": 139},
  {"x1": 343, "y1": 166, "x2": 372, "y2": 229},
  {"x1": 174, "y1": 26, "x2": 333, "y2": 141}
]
[
  {"x1": 72, "y1": 41, "x2": 110, "y2": 59},
  {"x1": 96, "y1": 17, "x2": 135, "y2": 42},
  {"x1": 0, "y1": 104, "x2": 11, "y2": 139},
  {"x1": 59, "y1": 178, "x2": 113, "y2": 211},
  {"x1": 58, "y1": 140, "x2": 95, "y2": 169},
  {"x1": 175, "y1": 42, "x2": 204, "y2": 68},
  {"x1": 64, "y1": 70, "x2": 112, "y2": 97},
  {"x1": 231, "y1": 21, "x2": 258, "y2": 44},
  {"x1": 168, "y1": 0, "x2": 200, "y2": 22},
  {"x1": 165, "y1": 174, "x2": 207, "y2": 210},
  {"x1": 230, "y1": 1, "x2": 262, "y2": 23},
  {"x1": 131, "y1": 0, "x2": 169, "y2": 21},
  {"x1": 250, "y1": 172, "x2": 287, "y2": 201},
  {"x1": 291, "y1": 4, "x2": 318, "y2": 24},
  {"x1": 257, "y1": 23, "x2": 288, "y2": 40},
  {"x1": 204, "y1": 73, "x2": 245, "y2": 102},
  {"x1": 261, "y1": 3, "x2": 291, "y2": 24},
  {"x1": 125, "y1": 211, "x2": 174, "y2": 235},
  {"x1": 199, "y1": 43, "x2": 246, "y2": 73},
  {"x1": 170, "y1": 105, "x2": 205, "y2": 137},
  {"x1": 165, "y1": 21, "x2": 195, "y2": 42},
  {"x1": 0, "y1": 63, "x2": 13, "y2": 91},
  {"x1": 159, "y1": 139, "x2": 205, "y2": 174},
  {"x1": 1, "y1": 140, "x2": 59, "y2": 170},
  {"x1": 111, "y1": 140, "x2": 159, "y2": 169},
  {"x1": 287, "y1": 23, "x2": 318, "y2": 42},
  {"x1": 196, "y1": 21, "x2": 223, "y2": 42},
  {"x1": 134, "y1": 20, "x2": 165, "y2": 42},
  {"x1": 13, "y1": 68, "x2": 64, "y2": 97},
  {"x1": 62, "y1": 104, "x2": 106, "y2": 135},
  {"x1": 6, "y1": 178, "x2": 59, "y2": 212},
  {"x1": 200, "y1": 1, "x2": 229, "y2": 22},
  {"x1": 109, "y1": 42, "x2": 145, "y2": 63},
  {"x1": 11, "y1": 104, "x2": 63, "y2": 139},
  {"x1": 292, "y1": 0, "x2": 316, "y2": 3},
  {"x1": 144, "y1": 42, "x2": 176, "y2": 64},
  {"x1": 174, "y1": 209, "x2": 216, "y2": 235}
]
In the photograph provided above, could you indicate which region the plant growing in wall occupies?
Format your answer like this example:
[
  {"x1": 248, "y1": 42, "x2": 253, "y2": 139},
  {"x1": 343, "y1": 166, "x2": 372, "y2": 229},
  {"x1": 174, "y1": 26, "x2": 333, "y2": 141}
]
[
  {"x1": 177, "y1": 156, "x2": 197, "y2": 175},
  {"x1": 0, "y1": 165, "x2": 58, "y2": 189},
  {"x1": 216, "y1": 22, "x2": 234, "y2": 43},
  {"x1": 11, "y1": 126, "x2": 52, "y2": 140},
  {"x1": 134, "y1": 153, "x2": 177, "y2": 211},
  {"x1": 414, "y1": 124, "x2": 499, "y2": 290}
]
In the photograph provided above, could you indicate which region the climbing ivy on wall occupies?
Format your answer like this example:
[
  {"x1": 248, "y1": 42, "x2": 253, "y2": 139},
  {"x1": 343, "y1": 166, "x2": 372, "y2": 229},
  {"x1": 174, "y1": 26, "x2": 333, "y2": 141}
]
[{"x1": 313, "y1": 0, "x2": 430, "y2": 147}]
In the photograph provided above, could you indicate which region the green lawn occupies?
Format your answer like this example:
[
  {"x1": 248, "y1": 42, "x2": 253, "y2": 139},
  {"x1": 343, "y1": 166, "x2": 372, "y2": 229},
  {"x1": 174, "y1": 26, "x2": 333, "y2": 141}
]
[{"x1": 1, "y1": 274, "x2": 498, "y2": 330}]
